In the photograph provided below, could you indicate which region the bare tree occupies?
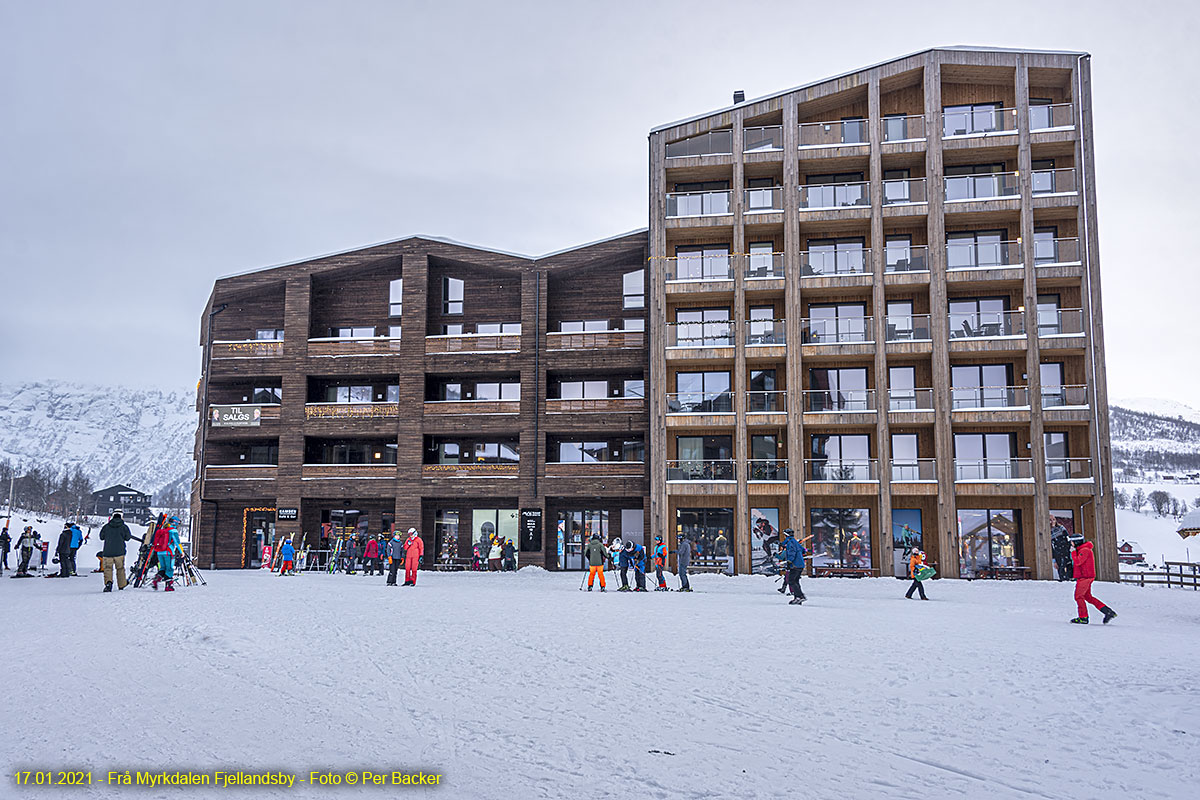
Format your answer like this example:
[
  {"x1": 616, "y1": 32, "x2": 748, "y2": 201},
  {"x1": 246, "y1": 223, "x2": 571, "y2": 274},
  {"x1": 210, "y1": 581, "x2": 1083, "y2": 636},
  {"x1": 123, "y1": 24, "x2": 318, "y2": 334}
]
[
  {"x1": 1114, "y1": 487, "x2": 1128, "y2": 509},
  {"x1": 1148, "y1": 490, "x2": 1171, "y2": 517},
  {"x1": 1131, "y1": 488, "x2": 1147, "y2": 513}
]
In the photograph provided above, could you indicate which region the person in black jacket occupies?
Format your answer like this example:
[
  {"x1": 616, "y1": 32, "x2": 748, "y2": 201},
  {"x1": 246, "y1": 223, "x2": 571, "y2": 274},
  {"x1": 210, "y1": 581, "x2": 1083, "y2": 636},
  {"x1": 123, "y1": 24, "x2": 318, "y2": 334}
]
[
  {"x1": 1050, "y1": 516, "x2": 1073, "y2": 581},
  {"x1": 55, "y1": 524, "x2": 73, "y2": 577},
  {"x1": 98, "y1": 511, "x2": 133, "y2": 592},
  {"x1": 501, "y1": 539, "x2": 517, "y2": 571},
  {"x1": 1, "y1": 522, "x2": 11, "y2": 572}
]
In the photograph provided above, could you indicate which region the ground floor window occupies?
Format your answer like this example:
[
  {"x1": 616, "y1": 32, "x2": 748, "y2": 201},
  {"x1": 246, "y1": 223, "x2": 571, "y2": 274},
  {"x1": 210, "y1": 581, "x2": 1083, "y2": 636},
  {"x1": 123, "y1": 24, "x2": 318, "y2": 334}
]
[
  {"x1": 892, "y1": 509, "x2": 923, "y2": 577},
  {"x1": 245, "y1": 509, "x2": 275, "y2": 568},
  {"x1": 1050, "y1": 508, "x2": 1077, "y2": 580},
  {"x1": 675, "y1": 508, "x2": 733, "y2": 574},
  {"x1": 958, "y1": 508, "x2": 1022, "y2": 578},
  {"x1": 436, "y1": 509, "x2": 459, "y2": 563},
  {"x1": 810, "y1": 507, "x2": 872, "y2": 569},
  {"x1": 473, "y1": 509, "x2": 518, "y2": 567},
  {"x1": 558, "y1": 510, "x2": 608, "y2": 570},
  {"x1": 750, "y1": 507, "x2": 782, "y2": 574}
]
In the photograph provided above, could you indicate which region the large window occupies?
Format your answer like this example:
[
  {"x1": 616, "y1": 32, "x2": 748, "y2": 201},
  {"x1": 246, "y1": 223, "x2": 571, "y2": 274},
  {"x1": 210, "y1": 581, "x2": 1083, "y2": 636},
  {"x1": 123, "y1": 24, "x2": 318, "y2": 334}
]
[
  {"x1": 443, "y1": 276, "x2": 464, "y2": 315},
  {"x1": 951, "y1": 364, "x2": 1014, "y2": 409},
  {"x1": 808, "y1": 367, "x2": 868, "y2": 411},
  {"x1": 251, "y1": 386, "x2": 282, "y2": 404},
  {"x1": 475, "y1": 322, "x2": 522, "y2": 335},
  {"x1": 671, "y1": 435, "x2": 734, "y2": 480},
  {"x1": 889, "y1": 365, "x2": 918, "y2": 410},
  {"x1": 748, "y1": 369, "x2": 779, "y2": 412},
  {"x1": 426, "y1": 437, "x2": 519, "y2": 465},
  {"x1": 427, "y1": 377, "x2": 519, "y2": 402},
  {"x1": 884, "y1": 236, "x2": 924, "y2": 272},
  {"x1": 804, "y1": 172, "x2": 866, "y2": 207},
  {"x1": 805, "y1": 238, "x2": 866, "y2": 275},
  {"x1": 948, "y1": 296, "x2": 1010, "y2": 338},
  {"x1": 674, "y1": 246, "x2": 730, "y2": 281},
  {"x1": 311, "y1": 379, "x2": 398, "y2": 404},
  {"x1": 954, "y1": 433, "x2": 1017, "y2": 479},
  {"x1": 1037, "y1": 294, "x2": 1062, "y2": 336},
  {"x1": 810, "y1": 434, "x2": 871, "y2": 479},
  {"x1": 560, "y1": 319, "x2": 610, "y2": 333},
  {"x1": 947, "y1": 230, "x2": 1008, "y2": 269},
  {"x1": 1045, "y1": 431, "x2": 1070, "y2": 479},
  {"x1": 806, "y1": 303, "x2": 867, "y2": 344},
  {"x1": 558, "y1": 509, "x2": 608, "y2": 570},
  {"x1": 549, "y1": 374, "x2": 642, "y2": 400},
  {"x1": 474, "y1": 509, "x2": 519, "y2": 563},
  {"x1": 435, "y1": 509, "x2": 459, "y2": 563},
  {"x1": 305, "y1": 440, "x2": 397, "y2": 465},
  {"x1": 552, "y1": 437, "x2": 644, "y2": 463},
  {"x1": 1033, "y1": 226, "x2": 1060, "y2": 265},
  {"x1": 673, "y1": 307, "x2": 731, "y2": 347},
  {"x1": 244, "y1": 442, "x2": 279, "y2": 465},
  {"x1": 1040, "y1": 362, "x2": 1066, "y2": 407},
  {"x1": 944, "y1": 163, "x2": 1006, "y2": 201},
  {"x1": 389, "y1": 278, "x2": 403, "y2": 317},
  {"x1": 891, "y1": 433, "x2": 920, "y2": 480},
  {"x1": 958, "y1": 509, "x2": 1022, "y2": 578},
  {"x1": 675, "y1": 508, "x2": 734, "y2": 574},
  {"x1": 673, "y1": 371, "x2": 732, "y2": 413},
  {"x1": 329, "y1": 326, "x2": 375, "y2": 338},
  {"x1": 623, "y1": 269, "x2": 645, "y2": 309},
  {"x1": 809, "y1": 507, "x2": 872, "y2": 569},
  {"x1": 943, "y1": 102, "x2": 1002, "y2": 136},
  {"x1": 746, "y1": 241, "x2": 778, "y2": 278},
  {"x1": 255, "y1": 328, "x2": 284, "y2": 340}
]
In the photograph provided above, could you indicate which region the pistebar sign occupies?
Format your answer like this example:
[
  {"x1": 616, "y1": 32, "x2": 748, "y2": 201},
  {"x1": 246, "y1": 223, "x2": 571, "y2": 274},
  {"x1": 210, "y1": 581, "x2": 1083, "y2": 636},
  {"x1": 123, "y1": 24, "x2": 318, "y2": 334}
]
[{"x1": 210, "y1": 404, "x2": 262, "y2": 427}]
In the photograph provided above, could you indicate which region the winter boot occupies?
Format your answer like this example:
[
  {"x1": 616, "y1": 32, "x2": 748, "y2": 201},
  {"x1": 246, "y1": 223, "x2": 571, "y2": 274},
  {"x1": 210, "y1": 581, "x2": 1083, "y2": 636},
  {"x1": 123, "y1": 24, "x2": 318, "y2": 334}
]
[
  {"x1": 788, "y1": 597, "x2": 804, "y2": 605},
  {"x1": 103, "y1": 582, "x2": 113, "y2": 593},
  {"x1": 1101, "y1": 607, "x2": 1117, "y2": 625},
  {"x1": 164, "y1": 580, "x2": 175, "y2": 592},
  {"x1": 679, "y1": 587, "x2": 692, "y2": 592},
  {"x1": 151, "y1": 575, "x2": 160, "y2": 590},
  {"x1": 587, "y1": 585, "x2": 593, "y2": 592},
  {"x1": 1070, "y1": 617, "x2": 1089, "y2": 624},
  {"x1": 777, "y1": 585, "x2": 787, "y2": 594},
  {"x1": 600, "y1": 586, "x2": 606, "y2": 592}
]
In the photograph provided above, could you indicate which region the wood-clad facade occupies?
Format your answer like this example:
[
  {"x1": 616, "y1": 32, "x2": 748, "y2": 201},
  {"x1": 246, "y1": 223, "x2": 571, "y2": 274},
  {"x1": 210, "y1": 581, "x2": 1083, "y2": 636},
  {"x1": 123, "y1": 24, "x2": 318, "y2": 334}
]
[{"x1": 648, "y1": 47, "x2": 1117, "y2": 581}]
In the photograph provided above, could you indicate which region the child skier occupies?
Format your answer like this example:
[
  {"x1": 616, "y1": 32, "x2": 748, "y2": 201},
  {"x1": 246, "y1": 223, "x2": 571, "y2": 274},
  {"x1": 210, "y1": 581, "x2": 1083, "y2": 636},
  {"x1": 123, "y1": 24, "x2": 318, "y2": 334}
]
[
  {"x1": 278, "y1": 538, "x2": 296, "y2": 576},
  {"x1": 402, "y1": 528, "x2": 424, "y2": 586},
  {"x1": 584, "y1": 533, "x2": 607, "y2": 591},
  {"x1": 904, "y1": 549, "x2": 930, "y2": 600},
  {"x1": 1070, "y1": 534, "x2": 1117, "y2": 624},
  {"x1": 652, "y1": 535, "x2": 668, "y2": 591}
]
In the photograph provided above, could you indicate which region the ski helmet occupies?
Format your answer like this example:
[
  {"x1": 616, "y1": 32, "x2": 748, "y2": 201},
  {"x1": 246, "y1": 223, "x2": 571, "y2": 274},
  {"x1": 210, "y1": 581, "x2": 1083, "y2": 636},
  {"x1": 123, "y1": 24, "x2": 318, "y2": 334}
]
[
  {"x1": 408, "y1": 527, "x2": 418, "y2": 534},
  {"x1": 624, "y1": 540, "x2": 634, "y2": 552},
  {"x1": 1068, "y1": 532, "x2": 1085, "y2": 545},
  {"x1": 782, "y1": 528, "x2": 794, "y2": 537},
  {"x1": 654, "y1": 535, "x2": 662, "y2": 543}
]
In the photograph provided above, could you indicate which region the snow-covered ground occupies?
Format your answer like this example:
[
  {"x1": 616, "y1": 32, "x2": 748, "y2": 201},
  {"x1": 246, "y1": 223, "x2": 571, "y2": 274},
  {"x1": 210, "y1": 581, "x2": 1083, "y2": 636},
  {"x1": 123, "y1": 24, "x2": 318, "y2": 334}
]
[
  {"x1": 1115, "y1": 509, "x2": 1198, "y2": 566},
  {"x1": 2, "y1": 559, "x2": 1199, "y2": 799}
]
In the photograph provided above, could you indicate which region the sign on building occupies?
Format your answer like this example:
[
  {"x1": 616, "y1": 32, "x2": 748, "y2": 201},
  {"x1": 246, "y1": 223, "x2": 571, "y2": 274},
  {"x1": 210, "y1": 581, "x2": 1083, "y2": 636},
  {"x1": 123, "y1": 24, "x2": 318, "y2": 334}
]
[
  {"x1": 276, "y1": 508, "x2": 298, "y2": 522},
  {"x1": 210, "y1": 405, "x2": 262, "y2": 427},
  {"x1": 520, "y1": 508, "x2": 543, "y2": 552}
]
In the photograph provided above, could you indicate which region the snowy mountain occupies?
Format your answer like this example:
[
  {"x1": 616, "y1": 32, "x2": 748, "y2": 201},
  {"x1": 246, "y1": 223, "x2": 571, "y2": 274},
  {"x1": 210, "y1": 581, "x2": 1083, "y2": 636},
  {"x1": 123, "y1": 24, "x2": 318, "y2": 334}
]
[
  {"x1": 0, "y1": 380, "x2": 196, "y2": 496},
  {"x1": 1109, "y1": 400, "x2": 1200, "y2": 479},
  {"x1": 1112, "y1": 397, "x2": 1200, "y2": 426}
]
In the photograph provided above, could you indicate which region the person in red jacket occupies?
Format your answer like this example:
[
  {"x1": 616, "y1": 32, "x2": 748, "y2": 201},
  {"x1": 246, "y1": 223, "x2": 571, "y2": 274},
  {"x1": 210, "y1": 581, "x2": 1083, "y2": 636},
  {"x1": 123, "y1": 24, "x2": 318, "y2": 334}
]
[
  {"x1": 1069, "y1": 535, "x2": 1116, "y2": 624},
  {"x1": 362, "y1": 536, "x2": 381, "y2": 576},
  {"x1": 402, "y1": 527, "x2": 424, "y2": 586}
]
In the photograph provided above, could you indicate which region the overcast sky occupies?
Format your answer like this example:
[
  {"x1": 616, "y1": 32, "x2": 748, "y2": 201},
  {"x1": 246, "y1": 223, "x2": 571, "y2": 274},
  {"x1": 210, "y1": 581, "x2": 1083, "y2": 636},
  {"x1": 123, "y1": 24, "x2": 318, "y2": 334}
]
[{"x1": 1, "y1": 0, "x2": 1197, "y2": 405}]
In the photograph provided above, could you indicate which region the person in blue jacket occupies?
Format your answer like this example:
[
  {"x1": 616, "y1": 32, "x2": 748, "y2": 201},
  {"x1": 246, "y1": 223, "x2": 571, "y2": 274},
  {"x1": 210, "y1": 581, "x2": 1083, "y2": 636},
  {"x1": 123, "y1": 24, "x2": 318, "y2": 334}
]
[
  {"x1": 623, "y1": 540, "x2": 648, "y2": 592},
  {"x1": 68, "y1": 523, "x2": 84, "y2": 576},
  {"x1": 778, "y1": 528, "x2": 808, "y2": 605},
  {"x1": 278, "y1": 538, "x2": 297, "y2": 576}
]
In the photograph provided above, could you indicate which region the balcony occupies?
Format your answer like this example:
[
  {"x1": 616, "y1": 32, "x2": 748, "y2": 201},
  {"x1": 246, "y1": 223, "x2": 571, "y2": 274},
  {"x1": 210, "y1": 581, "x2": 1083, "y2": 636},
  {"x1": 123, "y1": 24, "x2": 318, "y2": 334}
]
[
  {"x1": 884, "y1": 245, "x2": 929, "y2": 273},
  {"x1": 747, "y1": 390, "x2": 787, "y2": 414},
  {"x1": 422, "y1": 463, "x2": 519, "y2": 479},
  {"x1": 798, "y1": 118, "x2": 868, "y2": 149},
  {"x1": 799, "y1": 182, "x2": 869, "y2": 210},
  {"x1": 666, "y1": 190, "x2": 732, "y2": 218},
  {"x1": 1046, "y1": 458, "x2": 1094, "y2": 482},
  {"x1": 883, "y1": 114, "x2": 926, "y2": 143},
  {"x1": 666, "y1": 392, "x2": 734, "y2": 415},
  {"x1": 748, "y1": 459, "x2": 789, "y2": 482},
  {"x1": 942, "y1": 107, "x2": 1017, "y2": 138},
  {"x1": 305, "y1": 402, "x2": 400, "y2": 420},
  {"x1": 544, "y1": 461, "x2": 645, "y2": 478},
  {"x1": 546, "y1": 397, "x2": 644, "y2": 414},
  {"x1": 1035, "y1": 237, "x2": 1081, "y2": 267},
  {"x1": 212, "y1": 339, "x2": 283, "y2": 359},
  {"x1": 425, "y1": 332, "x2": 520, "y2": 354},
  {"x1": 801, "y1": 316, "x2": 873, "y2": 345},
  {"x1": 665, "y1": 253, "x2": 733, "y2": 282},
  {"x1": 308, "y1": 336, "x2": 401, "y2": 358},
  {"x1": 883, "y1": 177, "x2": 927, "y2": 206},
  {"x1": 890, "y1": 459, "x2": 937, "y2": 482},
  {"x1": 954, "y1": 459, "x2": 1034, "y2": 482},
  {"x1": 666, "y1": 459, "x2": 736, "y2": 482},
  {"x1": 800, "y1": 248, "x2": 870, "y2": 278},
  {"x1": 805, "y1": 459, "x2": 879, "y2": 482},
  {"x1": 744, "y1": 126, "x2": 784, "y2": 153},
  {"x1": 804, "y1": 389, "x2": 876, "y2": 413},
  {"x1": 947, "y1": 240, "x2": 1022, "y2": 271},
  {"x1": 204, "y1": 465, "x2": 277, "y2": 481},
  {"x1": 422, "y1": 399, "x2": 519, "y2": 416},
  {"x1": 666, "y1": 130, "x2": 732, "y2": 159},
  {"x1": 885, "y1": 314, "x2": 932, "y2": 342},
  {"x1": 1032, "y1": 168, "x2": 1077, "y2": 196},
  {"x1": 665, "y1": 321, "x2": 734, "y2": 349},
  {"x1": 951, "y1": 385, "x2": 1030, "y2": 410},
  {"x1": 949, "y1": 310, "x2": 1025, "y2": 340},
  {"x1": 1041, "y1": 384, "x2": 1089, "y2": 409},
  {"x1": 745, "y1": 252, "x2": 785, "y2": 280},
  {"x1": 302, "y1": 464, "x2": 396, "y2": 480},
  {"x1": 888, "y1": 388, "x2": 935, "y2": 412},
  {"x1": 746, "y1": 320, "x2": 787, "y2": 347},
  {"x1": 744, "y1": 186, "x2": 784, "y2": 214},
  {"x1": 945, "y1": 172, "x2": 1019, "y2": 202},
  {"x1": 1029, "y1": 103, "x2": 1074, "y2": 132},
  {"x1": 1038, "y1": 308, "x2": 1085, "y2": 337},
  {"x1": 546, "y1": 330, "x2": 644, "y2": 351}
]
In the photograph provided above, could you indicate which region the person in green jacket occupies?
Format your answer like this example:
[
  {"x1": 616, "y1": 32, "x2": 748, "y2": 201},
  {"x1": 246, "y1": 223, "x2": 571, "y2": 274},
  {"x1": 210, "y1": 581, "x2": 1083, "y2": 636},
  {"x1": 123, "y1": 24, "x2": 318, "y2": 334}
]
[
  {"x1": 98, "y1": 511, "x2": 133, "y2": 592},
  {"x1": 584, "y1": 533, "x2": 608, "y2": 592}
]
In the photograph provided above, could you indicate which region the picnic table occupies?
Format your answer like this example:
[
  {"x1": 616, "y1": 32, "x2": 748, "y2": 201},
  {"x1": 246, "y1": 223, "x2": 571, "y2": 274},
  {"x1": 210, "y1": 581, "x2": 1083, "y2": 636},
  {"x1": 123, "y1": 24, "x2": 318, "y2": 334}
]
[
  {"x1": 432, "y1": 558, "x2": 473, "y2": 572},
  {"x1": 812, "y1": 565, "x2": 878, "y2": 578}
]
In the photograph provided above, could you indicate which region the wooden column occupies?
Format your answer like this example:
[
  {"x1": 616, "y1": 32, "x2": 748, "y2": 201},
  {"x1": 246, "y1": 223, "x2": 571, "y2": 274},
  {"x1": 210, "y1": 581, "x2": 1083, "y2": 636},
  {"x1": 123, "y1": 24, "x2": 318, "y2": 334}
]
[
  {"x1": 394, "y1": 252, "x2": 428, "y2": 534},
  {"x1": 276, "y1": 274, "x2": 311, "y2": 542},
  {"x1": 732, "y1": 110, "x2": 750, "y2": 574},
  {"x1": 783, "y1": 99, "x2": 805, "y2": 536},
  {"x1": 648, "y1": 135, "x2": 670, "y2": 552}
]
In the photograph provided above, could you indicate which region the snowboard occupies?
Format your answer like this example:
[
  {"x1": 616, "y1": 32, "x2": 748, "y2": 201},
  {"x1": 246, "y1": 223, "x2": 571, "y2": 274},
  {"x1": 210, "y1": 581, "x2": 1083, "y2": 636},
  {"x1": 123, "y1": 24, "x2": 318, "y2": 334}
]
[{"x1": 914, "y1": 565, "x2": 936, "y2": 581}]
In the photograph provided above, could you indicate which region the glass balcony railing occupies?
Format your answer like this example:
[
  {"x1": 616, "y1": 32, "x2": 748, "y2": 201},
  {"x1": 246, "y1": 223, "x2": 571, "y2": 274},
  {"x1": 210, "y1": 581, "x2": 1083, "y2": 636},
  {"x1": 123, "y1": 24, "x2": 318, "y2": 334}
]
[
  {"x1": 1038, "y1": 308, "x2": 1084, "y2": 337},
  {"x1": 943, "y1": 107, "x2": 1017, "y2": 137},
  {"x1": 747, "y1": 390, "x2": 787, "y2": 413},
  {"x1": 945, "y1": 172, "x2": 1020, "y2": 202},
  {"x1": 748, "y1": 459, "x2": 789, "y2": 481},
  {"x1": 800, "y1": 248, "x2": 870, "y2": 277},
  {"x1": 1041, "y1": 384, "x2": 1089, "y2": 409},
  {"x1": 891, "y1": 459, "x2": 937, "y2": 482},
  {"x1": 665, "y1": 321, "x2": 734, "y2": 348},
  {"x1": 745, "y1": 252, "x2": 785, "y2": 279},
  {"x1": 665, "y1": 254, "x2": 733, "y2": 281},
  {"x1": 798, "y1": 118, "x2": 868, "y2": 148},
  {"x1": 666, "y1": 459, "x2": 736, "y2": 481},
  {"x1": 1034, "y1": 237, "x2": 1081, "y2": 266},
  {"x1": 666, "y1": 392, "x2": 734, "y2": 414},
  {"x1": 804, "y1": 389, "x2": 876, "y2": 413},
  {"x1": 883, "y1": 114, "x2": 926, "y2": 142},
  {"x1": 801, "y1": 316, "x2": 873, "y2": 345},
  {"x1": 948, "y1": 309, "x2": 1025, "y2": 339},
  {"x1": 805, "y1": 459, "x2": 879, "y2": 481},
  {"x1": 883, "y1": 177, "x2": 927, "y2": 205},
  {"x1": 746, "y1": 320, "x2": 787, "y2": 346},
  {"x1": 744, "y1": 125, "x2": 783, "y2": 152},
  {"x1": 954, "y1": 458, "x2": 1033, "y2": 481},
  {"x1": 744, "y1": 186, "x2": 784, "y2": 213},
  {"x1": 885, "y1": 314, "x2": 932, "y2": 342},
  {"x1": 950, "y1": 385, "x2": 1030, "y2": 410},
  {"x1": 666, "y1": 190, "x2": 732, "y2": 218},
  {"x1": 884, "y1": 244, "x2": 929, "y2": 273},
  {"x1": 946, "y1": 239, "x2": 1022, "y2": 270},
  {"x1": 799, "y1": 182, "x2": 869, "y2": 209},
  {"x1": 1046, "y1": 458, "x2": 1093, "y2": 481},
  {"x1": 1032, "y1": 168, "x2": 1077, "y2": 195},
  {"x1": 888, "y1": 388, "x2": 935, "y2": 412},
  {"x1": 666, "y1": 130, "x2": 732, "y2": 158},
  {"x1": 1029, "y1": 103, "x2": 1074, "y2": 131}
]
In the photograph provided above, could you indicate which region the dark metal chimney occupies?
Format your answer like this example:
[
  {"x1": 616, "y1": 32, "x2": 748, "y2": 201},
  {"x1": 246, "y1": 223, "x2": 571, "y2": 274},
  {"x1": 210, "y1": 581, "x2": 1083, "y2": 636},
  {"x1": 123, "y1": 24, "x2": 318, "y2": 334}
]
[{"x1": 733, "y1": 90, "x2": 745, "y2": 104}]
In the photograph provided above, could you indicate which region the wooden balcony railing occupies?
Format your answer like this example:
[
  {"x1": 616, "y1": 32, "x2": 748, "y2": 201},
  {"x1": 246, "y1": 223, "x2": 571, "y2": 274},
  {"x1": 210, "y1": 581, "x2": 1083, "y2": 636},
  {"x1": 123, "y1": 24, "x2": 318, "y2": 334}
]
[
  {"x1": 304, "y1": 402, "x2": 400, "y2": 420},
  {"x1": 545, "y1": 397, "x2": 645, "y2": 414},
  {"x1": 307, "y1": 337, "x2": 402, "y2": 358},
  {"x1": 424, "y1": 400, "x2": 520, "y2": 415},
  {"x1": 546, "y1": 331, "x2": 644, "y2": 351},
  {"x1": 425, "y1": 334, "x2": 520, "y2": 354},
  {"x1": 422, "y1": 463, "x2": 520, "y2": 478},
  {"x1": 212, "y1": 340, "x2": 284, "y2": 359},
  {"x1": 204, "y1": 465, "x2": 277, "y2": 480},
  {"x1": 544, "y1": 462, "x2": 645, "y2": 478},
  {"x1": 301, "y1": 464, "x2": 396, "y2": 480}
]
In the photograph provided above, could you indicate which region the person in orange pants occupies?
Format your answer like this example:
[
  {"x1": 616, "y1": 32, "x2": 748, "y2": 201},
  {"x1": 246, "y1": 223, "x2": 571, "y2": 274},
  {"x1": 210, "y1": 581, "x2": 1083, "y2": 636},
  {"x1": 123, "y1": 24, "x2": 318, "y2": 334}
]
[
  {"x1": 402, "y1": 528, "x2": 424, "y2": 586},
  {"x1": 1070, "y1": 535, "x2": 1116, "y2": 624},
  {"x1": 584, "y1": 533, "x2": 607, "y2": 592}
]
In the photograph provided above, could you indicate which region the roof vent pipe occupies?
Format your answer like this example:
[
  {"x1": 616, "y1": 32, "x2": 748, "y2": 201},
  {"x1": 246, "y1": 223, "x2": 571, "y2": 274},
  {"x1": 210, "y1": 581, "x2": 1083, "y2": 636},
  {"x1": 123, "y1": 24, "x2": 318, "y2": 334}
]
[{"x1": 733, "y1": 90, "x2": 745, "y2": 104}]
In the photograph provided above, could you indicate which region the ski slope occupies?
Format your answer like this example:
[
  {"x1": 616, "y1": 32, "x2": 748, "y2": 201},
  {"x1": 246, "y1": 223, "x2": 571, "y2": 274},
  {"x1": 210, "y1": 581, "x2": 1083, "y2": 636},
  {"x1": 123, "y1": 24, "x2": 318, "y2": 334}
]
[{"x1": 2, "y1": 564, "x2": 1198, "y2": 799}]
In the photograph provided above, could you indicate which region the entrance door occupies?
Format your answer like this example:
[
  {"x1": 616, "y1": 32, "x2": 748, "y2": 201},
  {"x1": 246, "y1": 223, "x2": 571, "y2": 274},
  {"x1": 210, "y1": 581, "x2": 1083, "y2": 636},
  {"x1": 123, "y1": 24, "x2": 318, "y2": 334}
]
[
  {"x1": 246, "y1": 509, "x2": 275, "y2": 568},
  {"x1": 892, "y1": 509, "x2": 923, "y2": 577}
]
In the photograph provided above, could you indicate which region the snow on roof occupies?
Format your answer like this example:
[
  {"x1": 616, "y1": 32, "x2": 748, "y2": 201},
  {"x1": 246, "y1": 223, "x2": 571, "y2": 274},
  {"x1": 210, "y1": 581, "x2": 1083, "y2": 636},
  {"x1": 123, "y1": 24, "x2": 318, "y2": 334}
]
[
  {"x1": 1118, "y1": 540, "x2": 1144, "y2": 552},
  {"x1": 1178, "y1": 510, "x2": 1200, "y2": 536}
]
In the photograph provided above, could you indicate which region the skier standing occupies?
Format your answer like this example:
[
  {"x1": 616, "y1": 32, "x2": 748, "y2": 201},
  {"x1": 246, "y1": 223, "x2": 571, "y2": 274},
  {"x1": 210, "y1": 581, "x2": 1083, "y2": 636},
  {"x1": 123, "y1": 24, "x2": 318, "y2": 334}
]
[
  {"x1": 363, "y1": 536, "x2": 380, "y2": 575},
  {"x1": 584, "y1": 533, "x2": 607, "y2": 592},
  {"x1": 278, "y1": 538, "x2": 296, "y2": 576},
  {"x1": 150, "y1": 517, "x2": 179, "y2": 591},
  {"x1": 675, "y1": 532, "x2": 692, "y2": 592},
  {"x1": 69, "y1": 523, "x2": 83, "y2": 576},
  {"x1": 16, "y1": 526, "x2": 38, "y2": 575},
  {"x1": 628, "y1": 540, "x2": 647, "y2": 592},
  {"x1": 55, "y1": 523, "x2": 73, "y2": 577},
  {"x1": 502, "y1": 538, "x2": 517, "y2": 571},
  {"x1": 98, "y1": 512, "x2": 132, "y2": 591},
  {"x1": 1070, "y1": 535, "x2": 1117, "y2": 624},
  {"x1": 1050, "y1": 516, "x2": 1072, "y2": 582},
  {"x1": 779, "y1": 528, "x2": 807, "y2": 605},
  {"x1": 904, "y1": 549, "x2": 930, "y2": 600},
  {"x1": 344, "y1": 537, "x2": 360, "y2": 575},
  {"x1": 488, "y1": 536, "x2": 503, "y2": 572},
  {"x1": 652, "y1": 535, "x2": 668, "y2": 591},
  {"x1": 385, "y1": 531, "x2": 404, "y2": 586},
  {"x1": 0, "y1": 521, "x2": 10, "y2": 572},
  {"x1": 403, "y1": 528, "x2": 424, "y2": 586}
]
